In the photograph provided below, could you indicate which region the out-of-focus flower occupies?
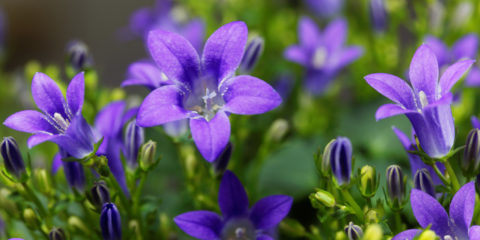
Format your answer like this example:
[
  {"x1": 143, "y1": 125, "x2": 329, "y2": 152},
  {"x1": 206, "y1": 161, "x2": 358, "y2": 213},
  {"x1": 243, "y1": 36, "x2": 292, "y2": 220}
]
[
  {"x1": 472, "y1": 116, "x2": 480, "y2": 129},
  {"x1": 393, "y1": 182, "x2": 480, "y2": 240},
  {"x1": 392, "y1": 127, "x2": 445, "y2": 185},
  {"x1": 325, "y1": 137, "x2": 352, "y2": 186},
  {"x1": 344, "y1": 222, "x2": 363, "y2": 240},
  {"x1": 304, "y1": 0, "x2": 343, "y2": 18},
  {"x1": 414, "y1": 168, "x2": 436, "y2": 197},
  {"x1": 425, "y1": 34, "x2": 480, "y2": 86},
  {"x1": 369, "y1": 0, "x2": 388, "y2": 33},
  {"x1": 65, "y1": 40, "x2": 93, "y2": 72},
  {"x1": 285, "y1": 17, "x2": 363, "y2": 94},
  {"x1": 1, "y1": 137, "x2": 26, "y2": 179},
  {"x1": 95, "y1": 101, "x2": 137, "y2": 195},
  {"x1": 174, "y1": 170, "x2": 292, "y2": 240},
  {"x1": 238, "y1": 36, "x2": 264, "y2": 74},
  {"x1": 365, "y1": 45, "x2": 474, "y2": 158},
  {"x1": 3, "y1": 72, "x2": 101, "y2": 159},
  {"x1": 273, "y1": 74, "x2": 294, "y2": 102},
  {"x1": 100, "y1": 203, "x2": 122, "y2": 240},
  {"x1": 136, "y1": 22, "x2": 282, "y2": 162}
]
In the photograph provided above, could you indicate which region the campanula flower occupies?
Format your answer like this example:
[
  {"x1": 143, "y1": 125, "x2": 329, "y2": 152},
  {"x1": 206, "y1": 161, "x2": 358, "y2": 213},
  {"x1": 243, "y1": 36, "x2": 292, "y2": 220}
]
[
  {"x1": 285, "y1": 17, "x2": 363, "y2": 94},
  {"x1": 425, "y1": 34, "x2": 480, "y2": 86},
  {"x1": 393, "y1": 182, "x2": 480, "y2": 240},
  {"x1": 392, "y1": 127, "x2": 445, "y2": 185},
  {"x1": 136, "y1": 21, "x2": 282, "y2": 161},
  {"x1": 174, "y1": 170, "x2": 292, "y2": 240},
  {"x1": 3, "y1": 72, "x2": 101, "y2": 159},
  {"x1": 100, "y1": 203, "x2": 122, "y2": 240},
  {"x1": 365, "y1": 44, "x2": 474, "y2": 158},
  {"x1": 95, "y1": 101, "x2": 137, "y2": 195},
  {"x1": 369, "y1": 0, "x2": 388, "y2": 33},
  {"x1": 304, "y1": 0, "x2": 343, "y2": 18}
]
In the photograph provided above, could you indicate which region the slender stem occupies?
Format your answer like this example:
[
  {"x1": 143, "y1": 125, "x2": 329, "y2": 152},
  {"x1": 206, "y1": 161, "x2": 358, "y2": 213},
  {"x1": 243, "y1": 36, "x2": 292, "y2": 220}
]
[
  {"x1": 341, "y1": 189, "x2": 364, "y2": 221},
  {"x1": 393, "y1": 210, "x2": 402, "y2": 234},
  {"x1": 366, "y1": 197, "x2": 372, "y2": 209},
  {"x1": 444, "y1": 160, "x2": 460, "y2": 192},
  {"x1": 431, "y1": 163, "x2": 450, "y2": 186},
  {"x1": 21, "y1": 182, "x2": 48, "y2": 218}
]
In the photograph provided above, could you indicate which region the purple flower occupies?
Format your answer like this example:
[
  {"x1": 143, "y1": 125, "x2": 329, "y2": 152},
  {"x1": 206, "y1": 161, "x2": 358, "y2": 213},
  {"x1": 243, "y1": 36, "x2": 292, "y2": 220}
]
[
  {"x1": 369, "y1": 0, "x2": 388, "y2": 33},
  {"x1": 304, "y1": 0, "x2": 343, "y2": 18},
  {"x1": 393, "y1": 182, "x2": 480, "y2": 240},
  {"x1": 392, "y1": 127, "x2": 445, "y2": 185},
  {"x1": 472, "y1": 116, "x2": 480, "y2": 129},
  {"x1": 95, "y1": 101, "x2": 137, "y2": 195},
  {"x1": 60, "y1": 148, "x2": 86, "y2": 190},
  {"x1": 365, "y1": 44, "x2": 474, "y2": 158},
  {"x1": 425, "y1": 34, "x2": 480, "y2": 86},
  {"x1": 284, "y1": 17, "x2": 363, "y2": 94},
  {"x1": 174, "y1": 170, "x2": 293, "y2": 240},
  {"x1": 3, "y1": 72, "x2": 100, "y2": 159},
  {"x1": 136, "y1": 21, "x2": 282, "y2": 162},
  {"x1": 128, "y1": 0, "x2": 205, "y2": 51},
  {"x1": 122, "y1": 60, "x2": 173, "y2": 91}
]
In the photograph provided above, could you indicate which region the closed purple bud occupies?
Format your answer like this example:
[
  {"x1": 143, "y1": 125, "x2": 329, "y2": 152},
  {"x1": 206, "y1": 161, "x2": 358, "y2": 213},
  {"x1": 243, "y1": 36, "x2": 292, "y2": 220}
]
[
  {"x1": 239, "y1": 36, "x2": 264, "y2": 74},
  {"x1": 100, "y1": 203, "x2": 122, "y2": 240},
  {"x1": 476, "y1": 174, "x2": 480, "y2": 194},
  {"x1": 66, "y1": 40, "x2": 93, "y2": 72},
  {"x1": 386, "y1": 165, "x2": 406, "y2": 209},
  {"x1": 344, "y1": 222, "x2": 363, "y2": 240},
  {"x1": 213, "y1": 142, "x2": 232, "y2": 174},
  {"x1": 413, "y1": 168, "x2": 436, "y2": 197},
  {"x1": 89, "y1": 181, "x2": 111, "y2": 209},
  {"x1": 329, "y1": 137, "x2": 353, "y2": 186},
  {"x1": 49, "y1": 227, "x2": 66, "y2": 240},
  {"x1": 369, "y1": 0, "x2": 388, "y2": 33},
  {"x1": 1, "y1": 137, "x2": 26, "y2": 178},
  {"x1": 462, "y1": 128, "x2": 480, "y2": 177},
  {"x1": 63, "y1": 161, "x2": 85, "y2": 190},
  {"x1": 124, "y1": 120, "x2": 144, "y2": 167}
]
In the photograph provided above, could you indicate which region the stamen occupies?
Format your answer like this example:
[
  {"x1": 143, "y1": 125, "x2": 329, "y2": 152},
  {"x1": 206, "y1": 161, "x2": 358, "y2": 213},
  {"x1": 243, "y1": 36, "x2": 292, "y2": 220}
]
[
  {"x1": 418, "y1": 91, "x2": 429, "y2": 109},
  {"x1": 312, "y1": 47, "x2": 327, "y2": 69},
  {"x1": 52, "y1": 113, "x2": 70, "y2": 133}
]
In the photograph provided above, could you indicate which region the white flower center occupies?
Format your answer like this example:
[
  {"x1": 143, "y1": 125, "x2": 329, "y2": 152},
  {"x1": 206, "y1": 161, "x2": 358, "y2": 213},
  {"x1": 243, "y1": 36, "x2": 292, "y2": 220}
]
[
  {"x1": 418, "y1": 90, "x2": 429, "y2": 109},
  {"x1": 184, "y1": 86, "x2": 224, "y2": 121},
  {"x1": 221, "y1": 218, "x2": 256, "y2": 240},
  {"x1": 312, "y1": 47, "x2": 328, "y2": 69},
  {"x1": 51, "y1": 112, "x2": 70, "y2": 134}
]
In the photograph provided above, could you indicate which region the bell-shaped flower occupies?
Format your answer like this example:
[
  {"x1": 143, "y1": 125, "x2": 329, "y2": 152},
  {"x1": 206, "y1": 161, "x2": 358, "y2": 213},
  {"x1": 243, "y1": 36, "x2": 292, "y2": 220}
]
[
  {"x1": 284, "y1": 16, "x2": 363, "y2": 94},
  {"x1": 365, "y1": 44, "x2": 474, "y2": 158},
  {"x1": 393, "y1": 182, "x2": 480, "y2": 240},
  {"x1": 136, "y1": 21, "x2": 282, "y2": 162},
  {"x1": 3, "y1": 72, "x2": 100, "y2": 159}
]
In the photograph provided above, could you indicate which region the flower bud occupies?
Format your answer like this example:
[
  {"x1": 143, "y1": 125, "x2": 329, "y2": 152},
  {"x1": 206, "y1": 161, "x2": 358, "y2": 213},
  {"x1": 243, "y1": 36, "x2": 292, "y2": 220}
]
[
  {"x1": 476, "y1": 174, "x2": 480, "y2": 194},
  {"x1": 414, "y1": 168, "x2": 436, "y2": 197},
  {"x1": 312, "y1": 189, "x2": 336, "y2": 208},
  {"x1": 139, "y1": 140, "x2": 157, "y2": 171},
  {"x1": 363, "y1": 224, "x2": 382, "y2": 240},
  {"x1": 328, "y1": 137, "x2": 353, "y2": 186},
  {"x1": 358, "y1": 165, "x2": 379, "y2": 198},
  {"x1": 344, "y1": 222, "x2": 363, "y2": 240},
  {"x1": 316, "y1": 139, "x2": 335, "y2": 176},
  {"x1": 100, "y1": 203, "x2": 122, "y2": 240},
  {"x1": 213, "y1": 142, "x2": 232, "y2": 174},
  {"x1": 124, "y1": 120, "x2": 144, "y2": 167},
  {"x1": 419, "y1": 230, "x2": 437, "y2": 240},
  {"x1": 88, "y1": 180, "x2": 110, "y2": 209},
  {"x1": 369, "y1": 0, "x2": 388, "y2": 33},
  {"x1": 1, "y1": 137, "x2": 26, "y2": 179},
  {"x1": 23, "y1": 208, "x2": 38, "y2": 229},
  {"x1": 238, "y1": 36, "x2": 264, "y2": 74},
  {"x1": 65, "y1": 40, "x2": 93, "y2": 72},
  {"x1": 266, "y1": 119, "x2": 289, "y2": 142},
  {"x1": 462, "y1": 128, "x2": 480, "y2": 177},
  {"x1": 386, "y1": 165, "x2": 406, "y2": 210},
  {"x1": 63, "y1": 161, "x2": 85, "y2": 190},
  {"x1": 34, "y1": 169, "x2": 51, "y2": 195},
  {"x1": 49, "y1": 227, "x2": 66, "y2": 240}
]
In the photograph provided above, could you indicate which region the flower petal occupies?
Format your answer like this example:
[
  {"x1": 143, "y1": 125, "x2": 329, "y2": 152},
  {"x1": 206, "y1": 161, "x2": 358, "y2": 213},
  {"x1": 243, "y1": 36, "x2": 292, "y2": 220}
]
[
  {"x1": 439, "y1": 59, "x2": 474, "y2": 96},
  {"x1": 100, "y1": 139, "x2": 129, "y2": 196},
  {"x1": 31, "y1": 72, "x2": 67, "y2": 117},
  {"x1": 465, "y1": 66, "x2": 480, "y2": 87},
  {"x1": 284, "y1": 46, "x2": 308, "y2": 66},
  {"x1": 122, "y1": 61, "x2": 170, "y2": 90},
  {"x1": 408, "y1": 44, "x2": 439, "y2": 103},
  {"x1": 4, "y1": 110, "x2": 56, "y2": 134},
  {"x1": 202, "y1": 21, "x2": 248, "y2": 83},
  {"x1": 257, "y1": 235, "x2": 274, "y2": 240},
  {"x1": 137, "y1": 86, "x2": 190, "y2": 127},
  {"x1": 223, "y1": 75, "x2": 282, "y2": 115},
  {"x1": 173, "y1": 211, "x2": 222, "y2": 240},
  {"x1": 190, "y1": 111, "x2": 230, "y2": 162},
  {"x1": 182, "y1": 18, "x2": 205, "y2": 52},
  {"x1": 391, "y1": 229, "x2": 420, "y2": 240},
  {"x1": 218, "y1": 170, "x2": 249, "y2": 219},
  {"x1": 249, "y1": 195, "x2": 293, "y2": 230},
  {"x1": 392, "y1": 126, "x2": 412, "y2": 150},
  {"x1": 452, "y1": 34, "x2": 478, "y2": 60},
  {"x1": 472, "y1": 116, "x2": 480, "y2": 129},
  {"x1": 469, "y1": 226, "x2": 480, "y2": 240},
  {"x1": 425, "y1": 35, "x2": 451, "y2": 66},
  {"x1": 322, "y1": 18, "x2": 347, "y2": 53},
  {"x1": 365, "y1": 73, "x2": 416, "y2": 109},
  {"x1": 52, "y1": 152, "x2": 62, "y2": 174},
  {"x1": 410, "y1": 189, "x2": 449, "y2": 235},
  {"x1": 449, "y1": 181, "x2": 475, "y2": 235},
  {"x1": 299, "y1": 16, "x2": 319, "y2": 49},
  {"x1": 147, "y1": 29, "x2": 200, "y2": 90},
  {"x1": 27, "y1": 133, "x2": 56, "y2": 148},
  {"x1": 53, "y1": 114, "x2": 100, "y2": 159},
  {"x1": 67, "y1": 72, "x2": 85, "y2": 115},
  {"x1": 375, "y1": 104, "x2": 418, "y2": 121},
  {"x1": 95, "y1": 101, "x2": 126, "y2": 137},
  {"x1": 332, "y1": 46, "x2": 363, "y2": 71}
]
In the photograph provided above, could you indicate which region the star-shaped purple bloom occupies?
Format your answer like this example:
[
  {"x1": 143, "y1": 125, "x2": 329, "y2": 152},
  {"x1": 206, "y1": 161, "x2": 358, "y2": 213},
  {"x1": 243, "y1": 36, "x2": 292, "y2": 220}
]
[
  {"x1": 393, "y1": 181, "x2": 480, "y2": 240},
  {"x1": 136, "y1": 21, "x2": 282, "y2": 161},
  {"x1": 392, "y1": 127, "x2": 445, "y2": 186},
  {"x1": 365, "y1": 44, "x2": 474, "y2": 158},
  {"x1": 174, "y1": 170, "x2": 293, "y2": 240},
  {"x1": 95, "y1": 101, "x2": 138, "y2": 195},
  {"x1": 3, "y1": 72, "x2": 100, "y2": 159},
  {"x1": 284, "y1": 16, "x2": 363, "y2": 95},
  {"x1": 425, "y1": 34, "x2": 480, "y2": 87}
]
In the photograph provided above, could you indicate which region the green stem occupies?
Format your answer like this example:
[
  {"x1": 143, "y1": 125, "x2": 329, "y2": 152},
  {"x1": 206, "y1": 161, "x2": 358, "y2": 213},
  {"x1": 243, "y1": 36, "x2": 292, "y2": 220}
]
[
  {"x1": 341, "y1": 189, "x2": 364, "y2": 222},
  {"x1": 21, "y1": 183, "x2": 48, "y2": 219},
  {"x1": 444, "y1": 161, "x2": 460, "y2": 192},
  {"x1": 431, "y1": 163, "x2": 450, "y2": 186},
  {"x1": 393, "y1": 210, "x2": 402, "y2": 234}
]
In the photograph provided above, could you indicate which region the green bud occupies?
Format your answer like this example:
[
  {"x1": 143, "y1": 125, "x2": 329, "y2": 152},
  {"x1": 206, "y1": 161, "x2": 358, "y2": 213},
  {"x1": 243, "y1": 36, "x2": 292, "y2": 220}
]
[
  {"x1": 313, "y1": 189, "x2": 336, "y2": 208},
  {"x1": 34, "y1": 169, "x2": 51, "y2": 195},
  {"x1": 23, "y1": 208, "x2": 38, "y2": 229},
  {"x1": 94, "y1": 156, "x2": 110, "y2": 177},
  {"x1": 279, "y1": 218, "x2": 306, "y2": 238},
  {"x1": 418, "y1": 230, "x2": 437, "y2": 240},
  {"x1": 317, "y1": 139, "x2": 335, "y2": 177},
  {"x1": 365, "y1": 209, "x2": 379, "y2": 224},
  {"x1": 139, "y1": 140, "x2": 157, "y2": 171},
  {"x1": 49, "y1": 227, "x2": 66, "y2": 240},
  {"x1": 358, "y1": 165, "x2": 379, "y2": 198},
  {"x1": 362, "y1": 224, "x2": 382, "y2": 240},
  {"x1": 335, "y1": 231, "x2": 348, "y2": 240},
  {"x1": 266, "y1": 119, "x2": 289, "y2": 142},
  {"x1": 68, "y1": 216, "x2": 91, "y2": 235}
]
